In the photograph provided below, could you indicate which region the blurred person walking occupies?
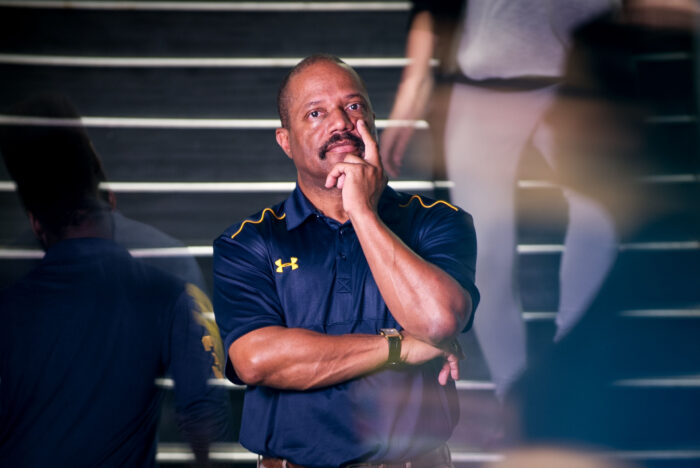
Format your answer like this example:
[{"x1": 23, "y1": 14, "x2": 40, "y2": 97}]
[
  {"x1": 383, "y1": 0, "x2": 620, "y2": 398},
  {"x1": 511, "y1": 9, "x2": 700, "y2": 451}
]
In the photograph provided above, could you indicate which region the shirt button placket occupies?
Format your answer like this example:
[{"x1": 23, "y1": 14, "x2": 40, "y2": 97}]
[{"x1": 336, "y1": 227, "x2": 351, "y2": 294}]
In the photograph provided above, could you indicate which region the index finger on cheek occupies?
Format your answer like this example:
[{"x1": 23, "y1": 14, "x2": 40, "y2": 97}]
[
  {"x1": 356, "y1": 120, "x2": 375, "y2": 145},
  {"x1": 357, "y1": 120, "x2": 379, "y2": 161}
]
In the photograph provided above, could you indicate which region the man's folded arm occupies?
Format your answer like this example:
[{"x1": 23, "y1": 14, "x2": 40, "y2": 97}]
[
  {"x1": 230, "y1": 326, "x2": 456, "y2": 390},
  {"x1": 350, "y1": 206, "x2": 478, "y2": 346},
  {"x1": 337, "y1": 120, "x2": 478, "y2": 347},
  {"x1": 354, "y1": 212, "x2": 472, "y2": 344},
  {"x1": 212, "y1": 223, "x2": 467, "y2": 392}
]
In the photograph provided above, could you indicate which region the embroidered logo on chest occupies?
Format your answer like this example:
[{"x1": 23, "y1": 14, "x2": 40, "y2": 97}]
[{"x1": 275, "y1": 257, "x2": 299, "y2": 273}]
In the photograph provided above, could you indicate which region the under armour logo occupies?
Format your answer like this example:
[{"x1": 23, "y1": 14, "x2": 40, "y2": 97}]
[{"x1": 275, "y1": 257, "x2": 299, "y2": 273}]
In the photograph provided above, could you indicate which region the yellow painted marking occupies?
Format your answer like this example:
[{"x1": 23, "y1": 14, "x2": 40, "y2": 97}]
[
  {"x1": 230, "y1": 208, "x2": 286, "y2": 239},
  {"x1": 398, "y1": 195, "x2": 458, "y2": 211},
  {"x1": 187, "y1": 283, "x2": 224, "y2": 379},
  {"x1": 275, "y1": 257, "x2": 299, "y2": 273}
]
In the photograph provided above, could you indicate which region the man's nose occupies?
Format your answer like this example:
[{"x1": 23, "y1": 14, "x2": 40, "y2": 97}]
[{"x1": 328, "y1": 107, "x2": 354, "y2": 133}]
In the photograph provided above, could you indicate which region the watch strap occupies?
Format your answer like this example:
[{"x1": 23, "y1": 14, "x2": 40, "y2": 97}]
[{"x1": 380, "y1": 328, "x2": 402, "y2": 365}]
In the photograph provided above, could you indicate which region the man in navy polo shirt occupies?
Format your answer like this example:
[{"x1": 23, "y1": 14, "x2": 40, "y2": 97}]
[{"x1": 213, "y1": 54, "x2": 479, "y2": 468}]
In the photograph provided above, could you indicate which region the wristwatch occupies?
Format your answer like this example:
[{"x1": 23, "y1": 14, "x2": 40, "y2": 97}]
[{"x1": 379, "y1": 328, "x2": 403, "y2": 365}]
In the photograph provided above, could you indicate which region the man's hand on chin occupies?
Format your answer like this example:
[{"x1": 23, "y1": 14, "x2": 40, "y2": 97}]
[{"x1": 324, "y1": 119, "x2": 388, "y2": 218}]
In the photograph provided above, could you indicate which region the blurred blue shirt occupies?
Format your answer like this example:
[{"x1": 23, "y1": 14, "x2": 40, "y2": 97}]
[{"x1": 0, "y1": 238, "x2": 230, "y2": 466}]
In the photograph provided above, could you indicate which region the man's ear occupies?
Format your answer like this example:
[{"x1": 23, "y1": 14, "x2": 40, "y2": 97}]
[
  {"x1": 107, "y1": 190, "x2": 117, "y2": 211},
  {"x1": 275, "y1": 128, "x2": 293, "y2": 160},
  {"x1": 28, "y1": 212, "x2": 49, "y2": 249}
]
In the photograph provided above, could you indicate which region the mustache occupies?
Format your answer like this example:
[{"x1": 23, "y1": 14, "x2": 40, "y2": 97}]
[{"x1": 319, "y1": 132, "x2": 365, "y2": 160}]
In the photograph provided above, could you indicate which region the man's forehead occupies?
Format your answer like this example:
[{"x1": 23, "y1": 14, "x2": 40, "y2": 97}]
[{"x1": 288, "y1": 62, "x2": 368, "y2": 102}]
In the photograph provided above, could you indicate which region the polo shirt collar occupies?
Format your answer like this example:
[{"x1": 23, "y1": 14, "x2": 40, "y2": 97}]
[
  {"x1": 284, "y1": 185, "x2": 319, "y2": 231},
  {"x1": 284, "y1": 184, "x2": 402, "y2": 231},
  {"x1": 377, "y1": 185, "x2": 401, "y2": 224},
  {"x1": 43, "y1": 237, "x2": 126, "y2": 263}
]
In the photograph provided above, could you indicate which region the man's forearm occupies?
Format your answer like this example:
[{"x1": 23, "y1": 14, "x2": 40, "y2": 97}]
[
  {"x1": 349, "y1": 209, "x2": 472, "y2": 345},
  {"x1": 230, "y1": 326, "x2": 389, "y2": 390},
  {"x1": 230, "y1": 326, "x2": 454, "y2": 390}
]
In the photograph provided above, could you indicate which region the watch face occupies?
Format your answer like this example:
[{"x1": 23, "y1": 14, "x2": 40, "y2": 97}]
[{"x1": 380, "y1": 328, "x2": 401, "y2": 338}]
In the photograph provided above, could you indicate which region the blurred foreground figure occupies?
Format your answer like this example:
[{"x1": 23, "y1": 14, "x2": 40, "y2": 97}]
[
  {"x1": 383, "y1": 0, "x2": 620, "y2": 398},
  {"x1": 0, "y1": 95, "x2": 230, "y2": 466},
  {"x1": 511, "y1": 10, "x2": 700, "y2": 453},
  {"x1": 0, "y1": 93, "x2": 207, "y2": 291},
  {"x1": 214, "y1": 55, "x2": 479, "y2": 467}
]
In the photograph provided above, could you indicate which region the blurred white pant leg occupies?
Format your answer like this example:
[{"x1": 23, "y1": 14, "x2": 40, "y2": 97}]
[
  {"x1": 532, "y1": 123, "x2": 618, "y2": 341},
  {"x1": 444, "y1": 84, "x2": 552, "y2": 396}
]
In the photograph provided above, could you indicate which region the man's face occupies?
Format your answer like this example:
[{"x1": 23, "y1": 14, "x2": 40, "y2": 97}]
[{"x1": 276, "y1": 61, "x2": 376, "y2": 189}]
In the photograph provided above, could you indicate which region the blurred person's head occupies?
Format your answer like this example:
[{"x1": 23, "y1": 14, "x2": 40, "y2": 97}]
[{"x1": 0, "y1": 93, "x2": 111, "y2": 247}]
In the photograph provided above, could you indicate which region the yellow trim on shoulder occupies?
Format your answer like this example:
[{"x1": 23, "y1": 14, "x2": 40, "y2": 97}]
[
  {"x1": 230, "y1": 208, "x2": 286, "y2": 239},
  {"x1": 398, "y1": 195, "x2": 458, "y2": 212}
]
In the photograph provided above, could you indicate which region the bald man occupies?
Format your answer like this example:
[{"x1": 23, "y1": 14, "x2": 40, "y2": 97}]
[{"x1": 213, "y1": 55, "x2": 479, "y2": 468}]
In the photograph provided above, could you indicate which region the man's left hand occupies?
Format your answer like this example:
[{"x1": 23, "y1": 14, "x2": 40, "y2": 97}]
[
  {"x1": 438, "y1": 340, "x2": 465, "y2": 386},
  {"x1": 325, "y1": 119, "x2": 388, "y2": 217}
]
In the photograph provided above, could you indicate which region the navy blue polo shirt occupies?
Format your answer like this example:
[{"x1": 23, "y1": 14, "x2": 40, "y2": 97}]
[{"x1": 213, "y1": 186, "x2": 479, "y2": 467}]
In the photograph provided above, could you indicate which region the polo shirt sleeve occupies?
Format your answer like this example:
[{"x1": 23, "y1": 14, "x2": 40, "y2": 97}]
[
  {"x1": 213, "y1": 229, "x2": 284, "y2": 384},
  {"x1": 414, "y1": 204, "x2": 480, "y2": 332}
]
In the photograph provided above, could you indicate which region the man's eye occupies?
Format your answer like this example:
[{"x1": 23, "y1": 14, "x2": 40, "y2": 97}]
[
  {"x1": 308, "y1": 110, "x2": 320, "y2": 119},
  {"x1": 348, "y1": 103, "x2": 361, "y2": 111}
]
